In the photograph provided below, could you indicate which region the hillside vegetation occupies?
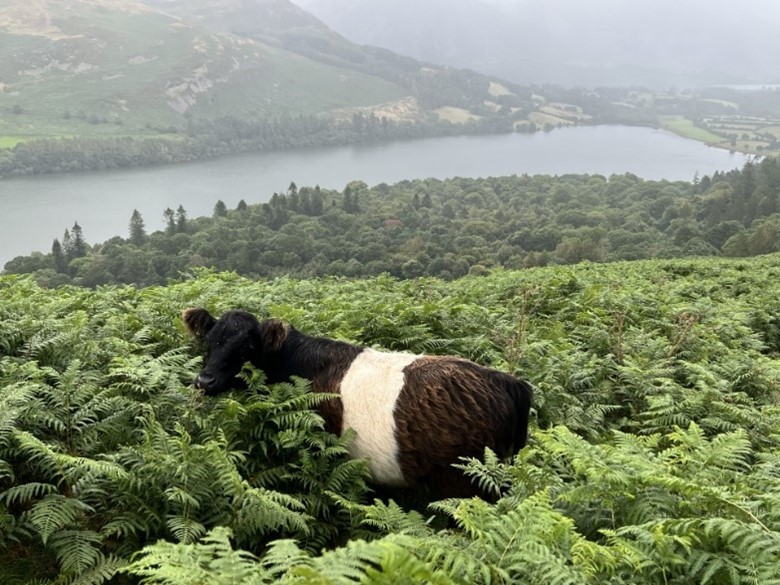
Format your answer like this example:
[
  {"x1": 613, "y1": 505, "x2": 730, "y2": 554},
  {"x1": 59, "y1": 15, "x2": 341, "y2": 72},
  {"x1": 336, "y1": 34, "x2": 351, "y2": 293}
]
[
  {"x1": 0, "y1": 0, "x2": 407, "y2": 132},
  {"x1": 6, "y1": 157, "x2": 780, "y2": 288},
  {"x1": 0, "y1": 0, "x2": 407, "y2": 139},
  {"x1": 2, "y1": 0, "x2": 778, "y2": 176},
  {"x1": 1, "y1": 253, "x2": 779, "y2": 583},
  {"x1": 0, "y1": 0, "x2": 538, "y2": 176}
]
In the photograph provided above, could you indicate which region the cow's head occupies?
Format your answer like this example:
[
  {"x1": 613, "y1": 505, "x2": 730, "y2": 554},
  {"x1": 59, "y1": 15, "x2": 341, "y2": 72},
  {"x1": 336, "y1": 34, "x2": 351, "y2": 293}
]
[{"x1": 182, "y1": 308, "x2": 288, "y2": 395}]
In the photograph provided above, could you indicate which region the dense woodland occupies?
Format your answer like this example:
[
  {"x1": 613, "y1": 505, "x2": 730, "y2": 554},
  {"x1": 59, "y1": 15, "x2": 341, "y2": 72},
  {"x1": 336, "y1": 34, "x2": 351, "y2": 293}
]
[
  {"x1": 0, "y1": 110, "x2": 520, "y2": 178},
  {"x1": 1, "y1": 255, "x2": 779, "y2": 583},
  {"x1": 1, "y1": 55, "x2": 554, "y2": 178},
  {"x1": 6, "y1": 157, "x2": 780, "y2": 288}
]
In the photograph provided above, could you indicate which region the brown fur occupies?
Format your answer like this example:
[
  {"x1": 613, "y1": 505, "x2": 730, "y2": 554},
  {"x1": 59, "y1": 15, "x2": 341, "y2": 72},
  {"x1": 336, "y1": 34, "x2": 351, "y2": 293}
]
[
  {"x1": 394, "y1": 356, "x2": 527, "y2": 497},
  {"x1": 182, "y1": 308, "x2": 216, "y2": 338},
  {"x1": 258, "y1": 319, "x2": 289, "y2": 352}
]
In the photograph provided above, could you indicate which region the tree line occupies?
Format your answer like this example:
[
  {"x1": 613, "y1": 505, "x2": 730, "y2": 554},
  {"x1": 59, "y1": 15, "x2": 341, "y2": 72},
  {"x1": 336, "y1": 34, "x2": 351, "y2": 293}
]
[
  {"x1": 4, "y1": 157, "x2": 780, "y2": 287},
  {"x1": 0, "y1": 109, "x2": 519, "y2": 177}
]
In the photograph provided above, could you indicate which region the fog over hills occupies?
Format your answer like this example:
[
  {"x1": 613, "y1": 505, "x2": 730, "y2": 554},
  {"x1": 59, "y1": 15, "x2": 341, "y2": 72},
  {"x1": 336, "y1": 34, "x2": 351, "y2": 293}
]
[{"x1": 294, "y1": 0, "x2": 780, "y2": 88}]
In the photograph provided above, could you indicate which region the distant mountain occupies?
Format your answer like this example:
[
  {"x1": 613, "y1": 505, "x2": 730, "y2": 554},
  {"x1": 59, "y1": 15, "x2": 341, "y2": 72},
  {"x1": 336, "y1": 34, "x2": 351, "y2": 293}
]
[
  {"x1": 0, "y1": 0, "x2": 413, "y2": 143},
  {"x1": 136, "y1": 0, "x2": 533, "y2": 113},
  {"x1": 294, "y1": 0, "x2": 780, "y2": 88},
  {"x1": 1, "y1": 0, "x2": 539, "y2": 160}
]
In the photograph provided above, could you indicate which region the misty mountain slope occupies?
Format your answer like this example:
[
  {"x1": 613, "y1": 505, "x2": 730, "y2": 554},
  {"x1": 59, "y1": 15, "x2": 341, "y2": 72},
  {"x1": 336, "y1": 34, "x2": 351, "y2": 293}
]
[
  {"x1": 139, "y1": 0, "x2": 416, "y2": 86},
  {"x1": 295, "y1": 0, "x2": 780, "y2": 87},
  {"x1": 0, "y1": 0, "x2": 408, "y2": 141},
  {"x1": 137, "y1": 0, "x2": 536, "y2": 113},
  {"x1": 143, "y1": 0, "x2": 336, "y2": 40},
  {"x1": 1, "y1": 0, "x2": 541, "y2": 152},
  {"x1": 295, "y1": 0, "x2": 511, "y2": 67}
]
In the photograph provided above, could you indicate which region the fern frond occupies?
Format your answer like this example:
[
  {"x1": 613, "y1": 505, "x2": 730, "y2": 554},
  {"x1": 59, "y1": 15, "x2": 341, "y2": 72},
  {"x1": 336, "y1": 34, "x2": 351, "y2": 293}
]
[
  {"x1": 232, "y1": 487, "x2": 311, "y2": 541},
  {"x1": 455, "y1": 448, "x2": 512, "y2": 499},
  {"x1": 29, "y1": 495, "x2": 93, "y2": 544},
  {"x1": 0, "y1": 482, "x2": 57, "y2": 506},
  {"x1": 49, "y1": 529, "x2": 103, "y2": 575},
  {"x1": 123, "y1": 526, "x2": 269, "y2": 585},
  {"x1": 64, "y1": 554, "x2": 126, "y2": 585},
  {"x1": 358, "y1": 499, "x2": 433, "y2": 537},
  {"x1": 165, "y1": 514, "x2": 206, "y2": 544}
]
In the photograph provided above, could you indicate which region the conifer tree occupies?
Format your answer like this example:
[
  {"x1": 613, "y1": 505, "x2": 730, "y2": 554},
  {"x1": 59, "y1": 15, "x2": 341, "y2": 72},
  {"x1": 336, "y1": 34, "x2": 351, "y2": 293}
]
[
  {"x1": 288, "y1": 182, "x2": 299, "y2": 212},
  {"x1": 163, "y1": 208, "x2": 176, "y2": 235},
  {"x1": 61, "y1": 228, "x2": 72, "y2": 258},
  {"x1": 213, "y1": 200, "x2": 228, "y2": 218},
  {"x1": 129, "y1": 209, "x2": 147, "y2": 245},
  {"x1": 176, "y1": 205, "x2": 187, "y2": 233},
  {"x1": 236, "y1": 199, "x2": 248, "y2": 212},
  {"x1": 69, "y1": 222, "x2": 87, "y2": 259},
  {"x1": 51, "y1": 238, "x2": 68, "y2": 273}
]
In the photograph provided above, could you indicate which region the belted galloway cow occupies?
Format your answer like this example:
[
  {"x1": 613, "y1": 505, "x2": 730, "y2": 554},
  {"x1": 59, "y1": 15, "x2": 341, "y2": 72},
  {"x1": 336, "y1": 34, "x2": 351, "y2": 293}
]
[{"x1": 183, "y1": 308, "x2": 532, "y2": 497}]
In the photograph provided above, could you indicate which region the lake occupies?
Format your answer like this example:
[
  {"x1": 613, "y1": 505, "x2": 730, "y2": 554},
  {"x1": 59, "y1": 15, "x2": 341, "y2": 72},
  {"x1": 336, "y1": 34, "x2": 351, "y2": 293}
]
[{"x1": 0, "y1": 125, "x2": 753, "y2": 266}]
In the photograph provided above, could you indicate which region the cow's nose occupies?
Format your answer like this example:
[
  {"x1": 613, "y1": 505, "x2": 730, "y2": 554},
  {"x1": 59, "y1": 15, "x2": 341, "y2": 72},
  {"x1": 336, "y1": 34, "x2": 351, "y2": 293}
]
[{"x1": 195, "y1": 372, "x2": 216, "y2": 390}]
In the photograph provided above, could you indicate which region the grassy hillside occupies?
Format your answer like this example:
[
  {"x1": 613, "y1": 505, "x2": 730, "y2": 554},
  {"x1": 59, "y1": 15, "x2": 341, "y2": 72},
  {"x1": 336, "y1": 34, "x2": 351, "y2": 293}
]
[
  {"x1": 143, "y1": 0, "x2": 337, "y2": 39},
  {"x1": 0, "y1": 0, "x2": 543, "y2": 175},
  {"x1": 139, "y1": 0, "x2": 539, "y2": 117},
  {"x1": 0, "y1": 0, "x2": 408, "y2": 144},
  {"x1": 1, "y1": 254, "x2": 779, "y2": 583}
]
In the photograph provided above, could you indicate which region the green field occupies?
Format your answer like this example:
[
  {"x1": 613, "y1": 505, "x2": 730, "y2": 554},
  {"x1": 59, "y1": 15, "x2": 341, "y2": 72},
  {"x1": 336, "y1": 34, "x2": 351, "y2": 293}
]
[
  {"x1": 433, "y1": 106, "x2": 480, "y2": 123},
  {"x1": 1, "y1": 253, "x2": 779, "y2": 583},
  {"x1": 659, "y1": 115, "x2": 725, "y2": 144},
  {"x1": 0, "y1": 136, "x2": 26, "y2": 147}
]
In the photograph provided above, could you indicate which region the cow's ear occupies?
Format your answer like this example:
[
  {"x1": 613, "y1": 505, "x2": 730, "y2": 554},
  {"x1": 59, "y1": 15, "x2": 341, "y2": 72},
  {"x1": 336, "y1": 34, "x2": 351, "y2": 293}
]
[
  {"x1": 182, "y1": 308, "x2": 216, "y2": 340},
  {"x1": 259, "y1": 319, "x2": 288, "y2": 352}
]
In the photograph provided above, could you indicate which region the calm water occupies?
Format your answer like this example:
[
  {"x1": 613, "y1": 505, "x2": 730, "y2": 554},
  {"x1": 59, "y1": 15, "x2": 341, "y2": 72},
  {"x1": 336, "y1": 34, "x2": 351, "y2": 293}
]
[{"x1": 0, "y1": 125, "x2": 752, "y2": 266}]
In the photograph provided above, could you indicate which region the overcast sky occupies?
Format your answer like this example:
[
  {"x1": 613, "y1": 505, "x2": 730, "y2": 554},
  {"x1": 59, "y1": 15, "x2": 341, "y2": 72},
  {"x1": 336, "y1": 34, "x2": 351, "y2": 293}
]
[{"x1": 294, "y1": 0, "x2": 780, "y2": 87}]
